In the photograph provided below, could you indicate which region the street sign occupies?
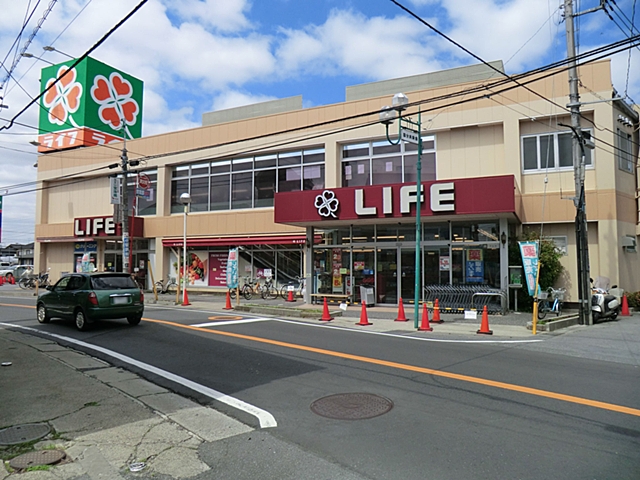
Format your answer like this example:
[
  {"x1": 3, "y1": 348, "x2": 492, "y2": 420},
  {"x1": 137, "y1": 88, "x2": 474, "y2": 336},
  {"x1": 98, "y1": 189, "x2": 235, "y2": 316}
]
[
  {"x1": 138, "y1": 173, "x2": 150, "y2": 190},
  {"x1": 400, "y1": 128, "x2": 419, "y2": 145}
]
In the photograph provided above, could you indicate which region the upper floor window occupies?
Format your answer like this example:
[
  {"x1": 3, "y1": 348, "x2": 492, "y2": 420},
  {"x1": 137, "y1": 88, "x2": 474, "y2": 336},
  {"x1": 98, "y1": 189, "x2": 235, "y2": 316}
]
[
  {"x1": 616, "y1": 128, "x2": 634, "y2": 173},
  {"x1": 522, "y1": 130, "x2": 592, "y2": 173},
  {"x1": 341, "y1": 136, "x2": 436, "y2": 187},
  {"x1": 170, "y1": 148, "x2": 325, "y2": 213},
  {"x1": 125, "y1": 169, "x2": 157, "y2": 216}
]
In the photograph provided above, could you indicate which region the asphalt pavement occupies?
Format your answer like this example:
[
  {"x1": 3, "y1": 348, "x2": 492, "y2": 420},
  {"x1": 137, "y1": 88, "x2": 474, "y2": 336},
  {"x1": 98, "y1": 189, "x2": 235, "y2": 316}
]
[{"x1": 1, "y1": 285, "x2": 639, "y2": 479}]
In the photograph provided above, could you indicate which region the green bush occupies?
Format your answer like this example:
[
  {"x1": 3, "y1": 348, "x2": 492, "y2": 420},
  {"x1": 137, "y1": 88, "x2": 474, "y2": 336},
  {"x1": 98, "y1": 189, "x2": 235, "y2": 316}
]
[{"x1": 626, "y1": 291, "x2": 640, "y2": 309}]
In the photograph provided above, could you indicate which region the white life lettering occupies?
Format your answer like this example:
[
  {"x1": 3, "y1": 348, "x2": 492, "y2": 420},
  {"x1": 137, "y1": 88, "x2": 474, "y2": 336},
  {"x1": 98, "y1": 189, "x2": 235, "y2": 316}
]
[
  {"x1": 400, "y1": 185, "x2": 424, "y2": 213},
  {"x1": 430, "y1": 183, "x2": 455, "y2": 212},
  {"x1": 382, "y1": 187, "x2": 393, "y2": 214},
  {"x1": 74, "y1": 219, "x2": 84, "y2": 236},
  {"x1": 92, "y1": 217, "x2": 104, "y2": 236},
  {"x1": 105, "y1": 218, "x2": 116, "y2": 235},
  {"x1": 355, "y1": 189, "x2": 377, "y2": 215}
]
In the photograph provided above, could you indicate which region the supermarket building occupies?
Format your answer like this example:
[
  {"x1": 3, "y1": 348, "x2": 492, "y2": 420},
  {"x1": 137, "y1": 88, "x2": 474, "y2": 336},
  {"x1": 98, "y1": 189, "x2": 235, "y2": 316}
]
[{"x1": 34, "y1": 59, "x2": 640, "y2": 306}]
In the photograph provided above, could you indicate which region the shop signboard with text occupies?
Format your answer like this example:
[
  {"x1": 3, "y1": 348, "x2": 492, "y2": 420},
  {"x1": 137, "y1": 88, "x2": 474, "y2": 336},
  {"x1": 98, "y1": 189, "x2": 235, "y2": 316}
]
[
  {"x1": 274, "y1": 175, "x2": 517, "y2": 225},
  {"x1": 73, "y1": 216, "x2": 143, "y2": 238},
  {"x1": 37, "y1": 56, "x2": 143, "y2": 153}
]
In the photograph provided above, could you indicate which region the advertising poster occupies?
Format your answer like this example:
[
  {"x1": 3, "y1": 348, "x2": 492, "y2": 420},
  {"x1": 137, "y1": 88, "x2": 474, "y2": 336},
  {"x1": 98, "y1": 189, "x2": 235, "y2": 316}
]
[
  {"x1": 226, "y1": 248, "x2": 238, "y2": 289},
  {"x1": 170, "y1": 250, "x2": 208, "y2": 286},
  {"x1": 465, "y1": 249, "x2": 484, "y2": 283},
  {"x1": 439, "y1": 256, "x2": 450, "y2": 271},
  {"x1": 518, "y1": 241, "x2": 539, "y2": 296},
  {"x1": 208, "y1": 252, "x2": 228, "y2": 287}
]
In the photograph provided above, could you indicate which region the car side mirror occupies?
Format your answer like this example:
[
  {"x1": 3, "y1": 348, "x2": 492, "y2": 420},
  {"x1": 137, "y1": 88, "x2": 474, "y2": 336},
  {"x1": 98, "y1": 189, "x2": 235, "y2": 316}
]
[{"x1": 46, "y1": 285, "x2": 54, "y2": 291}]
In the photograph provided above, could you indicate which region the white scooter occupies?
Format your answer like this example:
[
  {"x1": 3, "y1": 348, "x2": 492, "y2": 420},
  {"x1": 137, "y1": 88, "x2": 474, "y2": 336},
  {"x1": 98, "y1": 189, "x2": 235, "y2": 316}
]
[{"x1": 590, "y1": 277, "x2": 620, "y2": 323}]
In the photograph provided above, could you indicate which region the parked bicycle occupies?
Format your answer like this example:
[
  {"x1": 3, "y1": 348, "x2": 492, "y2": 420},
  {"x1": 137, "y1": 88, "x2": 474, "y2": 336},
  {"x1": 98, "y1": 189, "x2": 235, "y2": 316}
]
[
  {"x1": 229, "y1": 276, "x2": 259, "y2": 300},
  {"x1": 155, "y1": 275, "x2": 177, "y2": 294},
  {"x1": 18, "y1": 269, "x2": 50, "y2": 290},
  {"x1": 259, "y1": 276, "x2": 278, "y2": 300},
  {"x1": 279, "y1": 276, "x2": 306, "y2": 300},
  {"x1": 537, "y1": 287, "x2": 565, "y2": 319}
]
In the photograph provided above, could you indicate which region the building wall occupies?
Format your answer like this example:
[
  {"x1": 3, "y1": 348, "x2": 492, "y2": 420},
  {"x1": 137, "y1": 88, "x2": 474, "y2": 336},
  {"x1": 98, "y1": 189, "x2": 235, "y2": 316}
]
[{"x1": 33, "y1": 60, "x2": 639, "y2": 299}]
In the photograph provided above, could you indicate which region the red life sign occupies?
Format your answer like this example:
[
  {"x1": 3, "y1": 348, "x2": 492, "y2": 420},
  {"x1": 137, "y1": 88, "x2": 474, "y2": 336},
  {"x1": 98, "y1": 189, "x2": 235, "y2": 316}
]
[{"x1": 138, "y1": 174, "x2": 150, "y2": 190}]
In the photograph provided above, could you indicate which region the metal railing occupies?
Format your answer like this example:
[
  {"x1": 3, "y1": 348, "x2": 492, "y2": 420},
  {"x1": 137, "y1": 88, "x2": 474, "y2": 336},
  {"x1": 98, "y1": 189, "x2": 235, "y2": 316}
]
[{"x1": 423, "y1": 284, "x2": 507, "y2": 314}]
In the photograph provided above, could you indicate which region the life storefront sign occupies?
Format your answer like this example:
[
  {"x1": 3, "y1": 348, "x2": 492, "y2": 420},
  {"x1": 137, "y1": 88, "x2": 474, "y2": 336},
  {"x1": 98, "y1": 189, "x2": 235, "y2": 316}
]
[
  {"x1": 274, "y1": 175, "x2": 517, "y2": 225},
  {"x1": 74, "y1": 216, "x2": 143, "y2": 237}
]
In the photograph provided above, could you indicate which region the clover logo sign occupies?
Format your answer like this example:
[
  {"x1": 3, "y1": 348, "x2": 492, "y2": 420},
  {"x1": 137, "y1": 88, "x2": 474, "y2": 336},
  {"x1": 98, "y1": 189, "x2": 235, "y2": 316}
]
[{"x1": 315, "y1": 190, "x2": 339, "y2": 218}]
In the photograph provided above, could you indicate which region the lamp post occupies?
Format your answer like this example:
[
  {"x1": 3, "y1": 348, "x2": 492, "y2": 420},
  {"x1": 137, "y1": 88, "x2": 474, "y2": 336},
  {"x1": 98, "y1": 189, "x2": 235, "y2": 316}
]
[
  {"x1": 179, "y1": 192, "x2": 191, "y2": 305},
  {"x1": 379, "y1": 93, "x2": 423, "y2": 329},
  {"x1": 43, "y1": 46, "x2": 74, "y2": 59}
]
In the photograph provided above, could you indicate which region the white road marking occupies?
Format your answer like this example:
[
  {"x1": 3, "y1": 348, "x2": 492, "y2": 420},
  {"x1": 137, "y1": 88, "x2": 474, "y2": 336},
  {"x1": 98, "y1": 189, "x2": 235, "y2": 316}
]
[
  {"x1": 192, "y1": 318, "x2": 271, "y2": 328},
  {"x1": 0, "y1": 322, "x2": 277, "y2": 429}
]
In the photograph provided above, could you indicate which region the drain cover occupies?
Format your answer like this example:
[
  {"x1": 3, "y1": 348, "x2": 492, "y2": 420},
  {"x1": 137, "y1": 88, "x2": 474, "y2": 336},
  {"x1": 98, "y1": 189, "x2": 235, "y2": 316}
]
[
  {"x1": 310, "y1": 393, "x2": 393, "y2": 420},
  {"x1": 9, "y1": 450, "x2": 66, "y2": 470},
  {"x1": 0, "y1": 424, "x2": 51, "y2": 445}
]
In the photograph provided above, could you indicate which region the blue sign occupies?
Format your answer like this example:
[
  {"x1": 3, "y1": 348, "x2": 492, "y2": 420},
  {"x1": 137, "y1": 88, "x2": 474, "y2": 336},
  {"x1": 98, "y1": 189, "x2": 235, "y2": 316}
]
[
  {"x1": 466, "y1": 260, "x2": 484, "y2": 283},
  {"x1": 74, "y1": 241, "x2": 97, "y2": 253},
  {"x1": 518, "y1": 241, "x2": 539, "y2": 296}
]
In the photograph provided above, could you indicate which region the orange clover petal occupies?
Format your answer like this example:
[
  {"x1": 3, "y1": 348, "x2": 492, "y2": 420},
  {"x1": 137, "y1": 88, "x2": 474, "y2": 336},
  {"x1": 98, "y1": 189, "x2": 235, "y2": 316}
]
[
  {"x1": 100, "y1": 106, "x2": 122, "y2": 129},
  {"x1": 49, "y1": 102, "x2": 67, "y2": 125},
  {"x1": 121, "y1": 100, "x2": 138, "y2": 123},
  {"x1": 92, "y1": 78, "x2": 112, "y2": 102},
  {"x1": 43, "y1": 79, "x2": 61, "y2": 107},
  {"x1": 111, "y1": 74, "x2": 132, "y2": 97},
  {"x1": 56, "y1": 67, "x2": 75, "y2": 89},
  {"x1": 66, "y1": 84, "x2": 82, "y2": 112}
]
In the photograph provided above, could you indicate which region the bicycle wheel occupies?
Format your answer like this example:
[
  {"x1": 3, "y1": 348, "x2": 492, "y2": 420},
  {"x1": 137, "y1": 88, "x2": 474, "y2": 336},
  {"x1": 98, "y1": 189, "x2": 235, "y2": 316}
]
[
  {"x1": 555, "y1": 300, "x2": 562, "y2": 316},
  {"x1": 280, "y1": 285, "x2": 290, "y2": 299},
  {"x1": 263, "y1": 285, "x2": 277, "y2": 300},
  {"x1": 537, "y1": 300, "x2": 548, "y2": 320},
  {"x1": 155, "y1": 281, "x2": 164, "y2": 293},
  {"x1": 242, "y1": 285, "x2": 253, "y2": 300},
  {"x1": 18, "y1": 277, "x2": 30, "y2": 290}
]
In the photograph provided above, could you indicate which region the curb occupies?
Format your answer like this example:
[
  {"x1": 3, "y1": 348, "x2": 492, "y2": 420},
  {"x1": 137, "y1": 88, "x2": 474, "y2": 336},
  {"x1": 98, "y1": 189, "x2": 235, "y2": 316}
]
[{"x1": 527, "y1": 315, "x2": 580, "y2": 332}]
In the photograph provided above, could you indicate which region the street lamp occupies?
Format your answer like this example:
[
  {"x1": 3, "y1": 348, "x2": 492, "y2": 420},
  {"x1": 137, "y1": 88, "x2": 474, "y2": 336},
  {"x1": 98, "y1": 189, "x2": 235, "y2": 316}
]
[
  {"x1": 179, "y1": 192, "x2": 191, "y2": 305},
  {"x1": 43, "y1": 46, "x2": 74, "y2": 59},
  {"x1": 20, "y1": 53, "x2": 54, "y2": 65},
  {"x1": 379, "y1": 93, "x2": 423, "y2": 329}
]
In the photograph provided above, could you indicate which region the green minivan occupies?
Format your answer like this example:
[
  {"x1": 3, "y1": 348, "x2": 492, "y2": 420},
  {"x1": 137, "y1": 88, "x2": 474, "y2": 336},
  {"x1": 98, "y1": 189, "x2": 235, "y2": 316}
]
[{"x1": 37, "y1": 272, "x2": 144, "y2": 331}]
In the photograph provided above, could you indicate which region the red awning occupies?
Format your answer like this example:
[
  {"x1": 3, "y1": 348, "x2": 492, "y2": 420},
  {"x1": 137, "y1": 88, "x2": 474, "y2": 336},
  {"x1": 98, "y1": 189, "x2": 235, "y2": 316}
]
[{"x1": 162, "y1": 234, "x2": 311, "y2": 248}]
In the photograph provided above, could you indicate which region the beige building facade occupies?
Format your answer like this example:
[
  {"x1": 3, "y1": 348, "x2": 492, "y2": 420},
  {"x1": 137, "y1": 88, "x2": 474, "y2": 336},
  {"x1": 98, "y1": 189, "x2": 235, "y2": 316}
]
[{"x1": 34, "y1": 60, "x2": 639, "y2": 307}]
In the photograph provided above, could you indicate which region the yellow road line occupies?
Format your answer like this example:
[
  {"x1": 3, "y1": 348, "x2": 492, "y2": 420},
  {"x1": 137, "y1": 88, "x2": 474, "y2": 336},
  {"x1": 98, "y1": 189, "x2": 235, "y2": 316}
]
[
  {"x1": 0, "y1": 303, "x2": 34, "y2": 309},
  {"x1": 144, "y1": 317, "x2": 640, "y2": 418}
]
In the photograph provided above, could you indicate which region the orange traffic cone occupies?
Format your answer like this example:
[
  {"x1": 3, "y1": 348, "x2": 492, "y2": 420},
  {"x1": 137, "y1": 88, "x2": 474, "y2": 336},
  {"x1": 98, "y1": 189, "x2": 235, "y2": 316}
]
[
  {"x1": 621, "y1": 295, "x2": 630, "y2": 316},
  {"x1": 10, "y1": 276, "x2": 15, "y2": 285},
  {"x1": 182, "y1": 288, "x2": 191, "y2": 306},
  {"x1": 0, "y1": 276, "x2": 4, "y2": 286},
  {"x1": 395, "y1": 298, "x2": 408, "y2": 322},
  {"x1": 418, "y1": 303, "x2": 433, "y2": 331},
  {"x1": 477, "y1": 305, "x2": 493, "y2": 335},
  {"x1": 287, "y1": 288, "x2": 295, "y2": 302},
  {"x1": 356, "y1": 301, "x2": 372, "y2": 326},
  {"x1": 223, "y1": 290, "x2": 233, "y2": 310},
  {"x1": 320, "y1": 297, "x2": 333, "y2": 321},
  {"x1": 431, "y1": 299, "x2": 443, "y2": 324}
]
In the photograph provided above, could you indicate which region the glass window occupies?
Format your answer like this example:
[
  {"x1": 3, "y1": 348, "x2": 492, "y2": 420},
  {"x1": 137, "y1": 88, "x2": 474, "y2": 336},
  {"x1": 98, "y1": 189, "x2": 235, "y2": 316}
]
[
  {"x1": 343, "y1": 143, "x2": 369, "y2": 158},
  {"x1": 522, "y1": 137, "x2": 538, "y2": 170},
  {"x1": 617, "y1": 128, "x2": 634, "y2": 173},
  {"x1": 232, "y1": 158, "x2": 253, "y2": 172},
  {"x1": 173, "y1": 165, "x2": 189, "y2": 178},
  {"x1": 279, "y1": 151, "x2": 302, "y2": 166},
  {"x1": 210, "y1": 175, "x2": 230, "y2": 210},
  {"x1": 372, "y1": 156, "x2": 402, "y2": 184},
  {"x1": 352, "y1": 226, "x2": 374, "y2": 243},
  {"x1": 343, "y1": 160, "x2": 370, "y2": 187},
  {"x1": 522, "y1": 130, "x2": 592, "y2": 172},
  {"x1": 303, "y1": 165, "x2": 325, "y2": 190},
  {"x1": 231, "y1": 172, "x2": 252, "y2": 209},
  {"x1": 171, "y1": 179, "x2": 189, "y2": 213},
  {"x1": 558, "y1": 133, "x2": 572, "y2": 167},
  {"x1": 278, "y1": 166, "x2": 302, "y2": 192},
  {"x1": 190, "y1": 176, "x2": 209, "y2": 212},
  {"x1": 255, "y1": 154, "x2": 277, "y2": 169},
  {"x1": 211, "y1": 160, "x2": 231, "y2": 174},
  {"x1": 404, "y1": 155, "x2": 435, "y2": 183},
  {"x1": 540, "y1": 135, "x2": 555, "y2": 168},
  {"x1": 372, "y1": 141, "x2": 401, "y2": 156},
  {"x1": 423, "y1": 223, "x2": 450, "y2": 241},
  {"x1": 376, "y1": 225, "x2": 397, "y2": 242},
  {"x1": 254, "y1": 169, "x2": 276, "y2": 207},
  {"x1": 135, "y1": 170, "x2": 157, "y2": 216},
  {"x1": 191, "y1": 163, "x2": 209, "y2": 177},
  {"x1": 303, "y1": 149, "x2": 324, "y2": 164}
]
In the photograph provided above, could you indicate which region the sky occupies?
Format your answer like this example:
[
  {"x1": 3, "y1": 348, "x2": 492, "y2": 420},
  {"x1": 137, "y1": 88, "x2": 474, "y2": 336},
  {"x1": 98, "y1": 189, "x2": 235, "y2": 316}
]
[{"x1": 0, "y1": 0, "x2": 638, "y2": 245}]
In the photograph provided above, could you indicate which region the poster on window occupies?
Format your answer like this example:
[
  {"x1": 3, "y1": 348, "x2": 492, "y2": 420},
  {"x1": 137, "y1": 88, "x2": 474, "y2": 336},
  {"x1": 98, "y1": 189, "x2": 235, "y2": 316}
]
[
  {"x1": 439, "y1": 256, "x2": 450, "y2": 271},
  {"x1": 208, "y1": 252, "x2": 228, "y2": 287},
  {"x1": 170, "y1": 250, "x2": 209, "y2": 286},
  {"x1": 465, "y1": 249, "x2": 484, "y2": 283}
]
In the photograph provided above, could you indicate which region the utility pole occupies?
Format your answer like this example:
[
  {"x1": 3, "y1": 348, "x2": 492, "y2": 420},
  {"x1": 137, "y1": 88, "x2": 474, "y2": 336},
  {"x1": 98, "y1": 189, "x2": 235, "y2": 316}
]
[
  {"x1": 121, "y1": 141, "x2": 130, "y2": 274},
  {"x1": 565, "y1": 0, "x2": 596, "y2": 326}
]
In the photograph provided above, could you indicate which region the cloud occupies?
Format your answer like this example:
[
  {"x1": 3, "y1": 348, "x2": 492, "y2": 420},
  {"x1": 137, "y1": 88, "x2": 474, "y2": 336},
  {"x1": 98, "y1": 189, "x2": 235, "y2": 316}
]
[
  {"x1": 210, "y1": 90, "x2": 278, "y2": 112},
  {"x1": 163, "y1": 0, "x2": 252, "y2": 33},
  {"x1": 275, "y1": 9, "x2": 444, "y2": 81}
]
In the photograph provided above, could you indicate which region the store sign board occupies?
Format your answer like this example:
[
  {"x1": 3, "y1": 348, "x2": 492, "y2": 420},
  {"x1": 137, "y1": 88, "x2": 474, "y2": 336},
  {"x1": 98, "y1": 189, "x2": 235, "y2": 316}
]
[
  {"x1": 37, "y1": 56, "x2": 143, "y2": 153},
  {"x1": 275, "y1": 175, "x2": 517, "y2": 225},
  {"x1": 74, "y1": 216, "x2": 143, "y2": 237}
]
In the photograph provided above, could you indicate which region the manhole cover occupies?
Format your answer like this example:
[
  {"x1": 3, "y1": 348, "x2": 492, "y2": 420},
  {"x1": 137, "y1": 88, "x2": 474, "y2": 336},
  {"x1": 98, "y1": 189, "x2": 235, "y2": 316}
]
[
  {"x1": 310, "y1": 393, "x2": 393, "y2": 420},
  {"x1": 9, "y1": 450, "x2": 66, "y2": 470},
  {"x1": 0, "y1": 424, "x2": 51, "y2": 445}
]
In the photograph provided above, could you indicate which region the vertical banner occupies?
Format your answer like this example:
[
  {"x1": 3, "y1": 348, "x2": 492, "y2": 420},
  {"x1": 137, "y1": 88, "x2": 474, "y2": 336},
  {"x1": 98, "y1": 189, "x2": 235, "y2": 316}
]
[
  {"x1": 226, "y1": 248, "x2": 238, "y2": 289},
  {"x1": 465, "y1": 249, "x2": 484, "y2": 283},
  {"x1": 518, "y1": 241, "x2": 539, "y2": 296}
]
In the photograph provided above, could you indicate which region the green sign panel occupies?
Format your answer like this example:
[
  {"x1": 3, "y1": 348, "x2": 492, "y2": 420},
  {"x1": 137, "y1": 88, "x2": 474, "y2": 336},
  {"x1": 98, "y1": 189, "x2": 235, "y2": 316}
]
[{"x1": 37, "y1": 56, "x2": 143, "y2": 152}]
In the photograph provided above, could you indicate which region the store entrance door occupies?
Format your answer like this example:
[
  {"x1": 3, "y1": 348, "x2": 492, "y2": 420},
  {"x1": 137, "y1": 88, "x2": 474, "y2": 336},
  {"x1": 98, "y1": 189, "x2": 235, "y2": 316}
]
[
  {"x1": 376, "y1": 249, "x2": 397, "y2": 304},
  {"x1": 400, "y1": 249, "x2": 419, "y2": 304}
]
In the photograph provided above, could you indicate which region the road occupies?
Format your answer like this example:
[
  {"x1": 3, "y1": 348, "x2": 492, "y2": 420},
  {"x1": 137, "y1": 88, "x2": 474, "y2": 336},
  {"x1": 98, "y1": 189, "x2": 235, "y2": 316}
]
[{"x1": 2, "y1": 296, "x2": 639, "y2": 479}]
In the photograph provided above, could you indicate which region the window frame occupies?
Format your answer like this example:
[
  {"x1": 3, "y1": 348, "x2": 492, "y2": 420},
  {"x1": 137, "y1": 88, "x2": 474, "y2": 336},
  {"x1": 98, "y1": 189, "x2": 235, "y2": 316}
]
[{"x1": 521, "y1": 129, "x2": 593, "y2": 173}]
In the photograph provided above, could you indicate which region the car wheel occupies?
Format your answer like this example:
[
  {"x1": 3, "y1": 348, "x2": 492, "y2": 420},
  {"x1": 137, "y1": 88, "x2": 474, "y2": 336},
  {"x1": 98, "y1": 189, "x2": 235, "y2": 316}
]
[
  {"x1": 36, "y1": 303, "x2": 50, "y2": 324},
  {"x1": 75, "y1": 308, "x2": 89, "y2": 331},
  {"x1": 127, "y1": 313, "x2": 142, "y2": 326}
]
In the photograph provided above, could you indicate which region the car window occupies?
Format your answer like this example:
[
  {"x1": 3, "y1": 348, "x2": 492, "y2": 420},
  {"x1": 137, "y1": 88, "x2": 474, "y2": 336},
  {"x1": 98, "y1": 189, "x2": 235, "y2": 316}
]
[
  {"x1": 90, "y1": 275, "x2": 138, "y2": 290},
  {"x1": 55, "y1": 276, "x2": 71, "y2": 291},
  {"x1": 66, "y1": 276, "x2": 85, "y2": 291}
]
